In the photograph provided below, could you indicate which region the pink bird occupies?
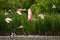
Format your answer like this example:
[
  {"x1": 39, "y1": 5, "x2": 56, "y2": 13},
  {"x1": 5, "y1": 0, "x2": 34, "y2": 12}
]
[
  {"x1": 5, "y1": 18, "x2": 12, "y2": 23},
  {"x1": 17, "y1": 9, "x2": 26, "y2": 15},
  {"x1": 28, "y1": 9, "x2": 33, "y2": 21},
  {"x1": 38, "y1": 14, "x2": 45, "y2": 20}
]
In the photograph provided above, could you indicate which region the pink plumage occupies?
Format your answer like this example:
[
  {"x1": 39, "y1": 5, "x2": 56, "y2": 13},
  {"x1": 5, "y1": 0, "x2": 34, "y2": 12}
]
[
  {"x1": 28, "y1": 9, "x2": 33, "y2": 21},
  {"x1": 17, "y1": 9, "x2": 26, "y2": 15},
  {"x1": 38, "y1": 14, "x2": 45, "y2": 20},
  {"x1": 17, "y1": 9, "x2": 22, "y2": 15}
]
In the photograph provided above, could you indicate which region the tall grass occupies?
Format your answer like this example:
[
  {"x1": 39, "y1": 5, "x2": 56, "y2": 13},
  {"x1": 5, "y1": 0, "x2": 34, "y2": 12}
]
[{"x1": 0, "y1": 10, "x2": 60, "y2": 35}]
